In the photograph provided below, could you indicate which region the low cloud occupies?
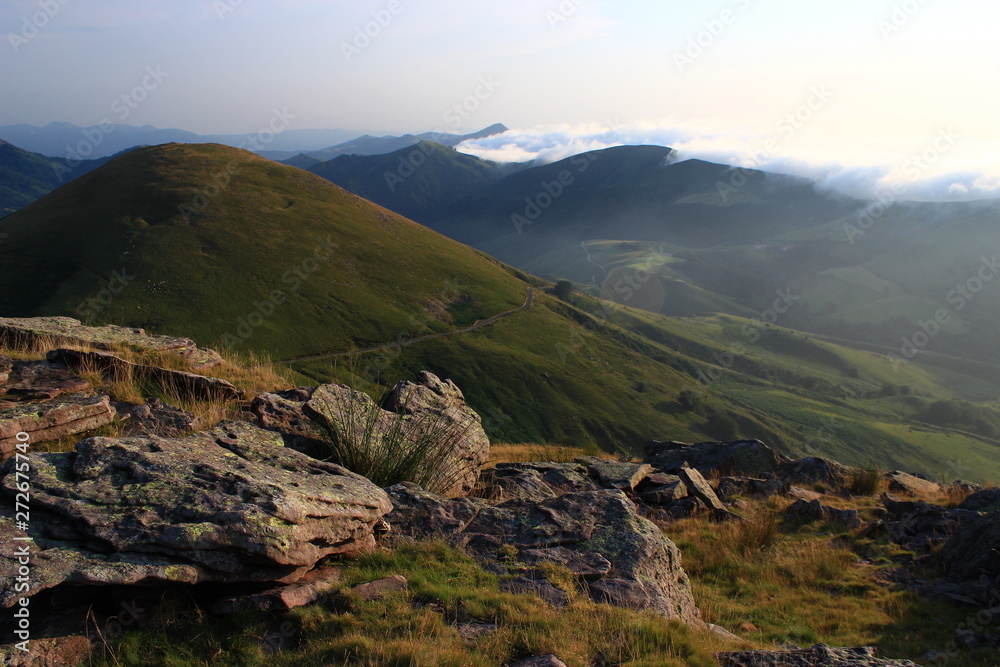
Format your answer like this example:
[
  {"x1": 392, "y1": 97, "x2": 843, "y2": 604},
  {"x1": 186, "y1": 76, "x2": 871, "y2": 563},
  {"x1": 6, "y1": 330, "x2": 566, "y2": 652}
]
[{"x1": 457, "y1": 123, "x2": 1000, "y2": 202}]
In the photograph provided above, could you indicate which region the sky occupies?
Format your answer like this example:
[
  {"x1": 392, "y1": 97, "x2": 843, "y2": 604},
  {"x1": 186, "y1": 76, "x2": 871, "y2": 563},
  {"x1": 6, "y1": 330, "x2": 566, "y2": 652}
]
[{"x1": 2, "y1": 0, "x2": 999, "y2": 200}]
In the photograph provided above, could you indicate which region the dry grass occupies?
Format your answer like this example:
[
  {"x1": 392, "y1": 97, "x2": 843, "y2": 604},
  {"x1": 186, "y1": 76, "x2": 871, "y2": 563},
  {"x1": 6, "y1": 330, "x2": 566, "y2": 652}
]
[
  {"x1": 846, "y1": 465, "x2": 886, "y2": 497},
  {"x1": 486, "y1": 442, "x2": 613, "y2": 467}
]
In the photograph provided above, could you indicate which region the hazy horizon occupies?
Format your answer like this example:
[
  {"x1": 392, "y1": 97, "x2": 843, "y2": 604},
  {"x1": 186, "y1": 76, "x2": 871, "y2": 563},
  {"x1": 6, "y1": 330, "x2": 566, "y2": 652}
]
[{"x1": 3, "y1": 0, "x2": 998, "y2": 200}]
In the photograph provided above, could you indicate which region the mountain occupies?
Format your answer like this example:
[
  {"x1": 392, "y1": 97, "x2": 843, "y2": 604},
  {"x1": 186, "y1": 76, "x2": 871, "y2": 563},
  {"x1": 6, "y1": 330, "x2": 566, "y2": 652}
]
[
  {"x1": 308, "y1": 141, "x2": 528, "y2": 221},
  {"x1": 277, "y1": 123, "x2": 509, "y2": 164},
  {"x1": 0, "y1": 139, "x2": 120, "y2": 215},
  {"x1": 313, "y1": 142, "x2": 1000, "y2": 375},
  {"x1": 0, "y1": 122, "x2": 363, "y2": 159},
  {"x1": 4, "y1": 142, "x2": 999, "y2": 481}
]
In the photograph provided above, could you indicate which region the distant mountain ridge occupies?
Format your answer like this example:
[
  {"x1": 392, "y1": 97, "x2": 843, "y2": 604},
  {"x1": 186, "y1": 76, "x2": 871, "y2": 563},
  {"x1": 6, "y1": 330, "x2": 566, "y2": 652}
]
[
  {"x1": 0, "y1": 122, "x2": 365, "y2": 159},
  {"x1": 274, "y1": 123, "x2": 509, "y2": 165}
]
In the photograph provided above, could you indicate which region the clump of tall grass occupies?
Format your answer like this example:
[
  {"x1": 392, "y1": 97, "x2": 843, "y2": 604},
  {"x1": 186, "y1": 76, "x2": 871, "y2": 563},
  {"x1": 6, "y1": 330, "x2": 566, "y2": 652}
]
[
  {"x1": 847, "y1": 465, "x2": 884, "y2": 496},
  {"x1": 316, "y1": 384, "x2": 477, "y2": 495}
]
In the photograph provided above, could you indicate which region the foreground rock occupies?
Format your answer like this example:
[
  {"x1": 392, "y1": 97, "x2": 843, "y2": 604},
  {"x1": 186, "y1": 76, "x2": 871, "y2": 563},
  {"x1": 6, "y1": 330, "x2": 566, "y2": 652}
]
[
  {"x1": 958, "y1": 488, "x2": 1000, "y2": 513},
  {"x1": 384, "y1": 483, "x2": 701, "y2": 624},
  {"x1": 0, "y1": 421, "x2": 392, "y2": 607},
  {"x1": 0, "y1": 316, "x2": 222, "y2": 369},
  {"x1": 717, "y1": 644, "x2": 922, "y2": 666},
  {"x1": 0, "y1": 394, "x2": 115, "y2": 460},
  {"x1": 254, "y1": 372, "x2": 490, "y2": 498},
  {"x1": 48, "y1": 348, "x2": 241, "y2": 402}
]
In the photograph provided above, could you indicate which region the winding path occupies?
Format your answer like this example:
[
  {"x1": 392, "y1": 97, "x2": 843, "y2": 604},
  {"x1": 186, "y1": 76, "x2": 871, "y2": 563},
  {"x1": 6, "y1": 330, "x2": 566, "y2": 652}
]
[{"x1": 268, "y1": 287, "x2": 535, "y2": 366}]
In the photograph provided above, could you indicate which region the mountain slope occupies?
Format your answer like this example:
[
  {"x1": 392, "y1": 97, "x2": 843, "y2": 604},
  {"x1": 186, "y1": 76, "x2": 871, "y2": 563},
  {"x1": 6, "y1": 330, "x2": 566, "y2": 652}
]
[{"x1": 4, "y1": 142, "x2": 998, "y2": 481}]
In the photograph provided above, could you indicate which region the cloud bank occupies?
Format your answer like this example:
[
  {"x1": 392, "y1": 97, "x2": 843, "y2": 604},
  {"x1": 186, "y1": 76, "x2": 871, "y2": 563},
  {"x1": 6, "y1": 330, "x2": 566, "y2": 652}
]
[{"x1": 456, "y1": 122, "x2": 1000, "y2": 203}]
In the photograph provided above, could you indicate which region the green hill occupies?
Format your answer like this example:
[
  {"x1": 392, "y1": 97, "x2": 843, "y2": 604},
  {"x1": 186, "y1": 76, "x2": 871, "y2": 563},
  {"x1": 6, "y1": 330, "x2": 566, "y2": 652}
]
[{"x1": 3, "y1": 142, "x2": 999, "y2": 482}]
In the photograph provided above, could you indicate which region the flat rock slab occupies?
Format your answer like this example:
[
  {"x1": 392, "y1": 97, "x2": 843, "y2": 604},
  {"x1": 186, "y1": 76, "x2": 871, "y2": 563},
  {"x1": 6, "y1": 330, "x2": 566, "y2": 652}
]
[
  {"x1": 2, "y1": 360, "x2": 90, "y2": 400},
  {"x1": 717, "y1": 643, "x2": 922, "y2": 666},
  {"x1": 0, "y1": 394, "x2": 115, "y2": 460},
  {"x1": 48, "y1": 349, "x2": 241, "y2": 402},
  {"x1": 0, "y1": 421, "x2": 392, "y2": 607},
  {"x1": 384, "y1": 483, "x2": 701, "y2": 624},
  {"x1": 576, "y1": 456, "x2": 652, "y2": 490},
  {"x1": 887, "y1": 472, "x2": 941, "y2": 498},
  {"x1": 0, "y1": 316, "x2": 222, "y2": 370},
  {"x1": 677, "y1": 466, "x2": 727, "y2": 512}
]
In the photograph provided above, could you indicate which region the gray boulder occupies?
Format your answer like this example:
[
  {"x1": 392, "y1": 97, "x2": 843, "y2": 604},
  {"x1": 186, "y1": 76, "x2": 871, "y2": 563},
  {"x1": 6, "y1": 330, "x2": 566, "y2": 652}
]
[
  {"x1": 384, "y1": 483, "x2": 701, "y2": 624},
  {"x1": 0, "y1": 421, "x2": 392, "y2": 607}
]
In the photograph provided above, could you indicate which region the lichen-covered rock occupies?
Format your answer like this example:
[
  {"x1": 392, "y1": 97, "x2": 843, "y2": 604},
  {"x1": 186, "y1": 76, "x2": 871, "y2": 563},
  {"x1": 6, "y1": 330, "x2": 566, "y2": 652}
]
[
  {"x1": 0, "y1": 421, "x2": 392, "y2": 607},
  {"x1": 304, "y1": 372, "x2": 490, "y2": 498},
  {"x1": 0, "y1": 394, "x2": 115, "y2": 460},
  {"x1": 717, "y1": 644, "x2": 921, "y2": 666},
  {"x1": 0, "y1": 316, "x2": 222, "y2": 369},
  {"x1": 384, "y1": 483, "x2": 701, "y2": 624},
  {"x1": 644, "y1": 439, "x2": 789, "y2": 476}
]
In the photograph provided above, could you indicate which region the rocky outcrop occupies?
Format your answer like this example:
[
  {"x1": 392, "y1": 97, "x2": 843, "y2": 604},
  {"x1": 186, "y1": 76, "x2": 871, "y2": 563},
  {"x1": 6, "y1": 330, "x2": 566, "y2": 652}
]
[
  {"x1": 48, "y1": 348, "x2": 241, "y2": 402},
  {"x1": 643, "y1": 439, "x2": 789, "y2": 476},
  {"x1": 0, "y1": 316, "x2": 222, "y2": 370},
  {"x1": 0, "y1": 394, "x2": 115, "y2": 460},
  {"x1": 384, "y1": 482, "x2": 701, "y2": 624},
  {"x1": 0, "y1": 421, "x2": 392, "y2": 607},
  {"x1": 717, "y1": 644, "x2": 922, "y2": 666},
  {"x1": 863, "y1": 494, "x2": 981, "y2": 556}
]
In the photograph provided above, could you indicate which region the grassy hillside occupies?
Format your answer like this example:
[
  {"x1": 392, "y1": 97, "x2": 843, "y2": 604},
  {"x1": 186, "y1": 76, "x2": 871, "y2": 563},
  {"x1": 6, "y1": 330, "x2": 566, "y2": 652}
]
[{"x1": 3, "y1": 142, "x2": 998, "y2": 481}]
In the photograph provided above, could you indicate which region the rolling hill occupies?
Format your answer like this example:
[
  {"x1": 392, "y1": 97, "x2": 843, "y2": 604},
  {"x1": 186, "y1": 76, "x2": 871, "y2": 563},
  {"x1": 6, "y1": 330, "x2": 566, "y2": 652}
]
[
  {"x1": 3, "y1": 142, "x2": 999, "y2": 482},
  {"x1": 0, "y1": 140, "x2": 115, "y2": 215}
]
